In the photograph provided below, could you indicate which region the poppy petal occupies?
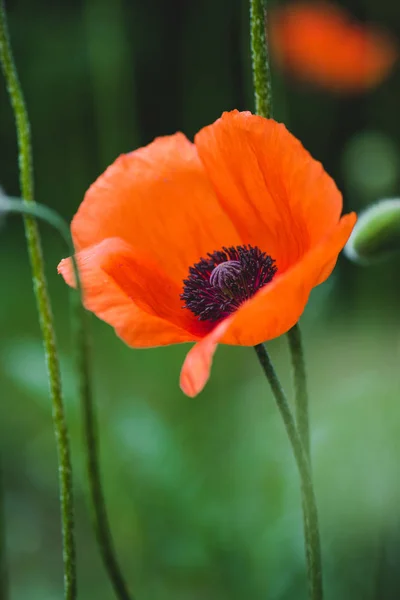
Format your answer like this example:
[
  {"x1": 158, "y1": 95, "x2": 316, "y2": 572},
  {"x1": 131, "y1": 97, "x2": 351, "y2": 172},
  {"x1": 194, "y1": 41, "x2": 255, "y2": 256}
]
[
  {"x1": 180, "y1": 213, "x2": 355, "y2": 396},
  {"x1": 195, "y1": 110, "x2": 343, "y2": 271},
  {"x1": 71, "y1": 133, "x2": 241, "y2": 287},
  {"x1": 180, "y1": 319, "x2": 231, "y2": 397},
  {"x1": 221, "y1": 213, "x2": 356, "y2": 346},
  {"x1": 58, "y1": 238, "x2": 199, "y2": 347},
  {"x1": 100, "y1": 239, "x2": 211, "y2": 337}
]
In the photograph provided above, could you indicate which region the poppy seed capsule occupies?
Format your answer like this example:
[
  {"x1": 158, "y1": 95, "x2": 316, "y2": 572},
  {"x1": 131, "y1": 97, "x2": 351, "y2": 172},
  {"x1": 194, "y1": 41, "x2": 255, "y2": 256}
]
[
  {"x1": 345, "y1": 198, "x2": 400, "y2": 264},
  {"x1": 209, "y1": 260, "x2": 242, "y2": 294},
  {"x1": 181, "y1": 245, "x2": 277, "y2": 322}
]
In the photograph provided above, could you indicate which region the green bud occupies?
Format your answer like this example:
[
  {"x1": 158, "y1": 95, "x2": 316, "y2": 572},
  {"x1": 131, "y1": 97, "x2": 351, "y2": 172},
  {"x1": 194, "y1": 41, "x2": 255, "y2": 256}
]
[{"x1": 345, "y1": 198, "x2": 400, "y2": 264}]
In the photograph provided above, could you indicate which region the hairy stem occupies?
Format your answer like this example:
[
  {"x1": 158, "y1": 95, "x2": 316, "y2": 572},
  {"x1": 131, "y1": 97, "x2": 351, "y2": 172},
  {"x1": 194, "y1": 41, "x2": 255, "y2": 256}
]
[
  {"x1": 1, "y1": 195, "x2": 133, "y2": 600},
  {"x1": 287, "y1": 324, "x2": 312, "y2": 578},
  {"x1": 287, "y1": 324, "x2": 311, "y2": 460},
  {"x1": 249, "y1": 0, "x2": 272, "y2": 118},
  {"x1": 0, "y1": 3, "x2": 76, "y2": 598},
  {"x1": 0, "y1": 461, "x2": 8, "y2": 600},
  {"x1": 79, "y1": 326, "x2": 134, "y2": 600},
  {"x1": 249, "y1": 0, "x2": 318, "y2": 591},
  {"x1": 254, "y1": 344, "x2": 323, "y2": 600}
]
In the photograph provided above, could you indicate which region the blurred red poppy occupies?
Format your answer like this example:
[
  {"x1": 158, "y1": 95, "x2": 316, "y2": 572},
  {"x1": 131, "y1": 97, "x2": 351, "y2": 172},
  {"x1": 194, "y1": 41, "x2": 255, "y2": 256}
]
[
  {"x1": 269, "y1": 1, "x2": 397, "y2": 92},
  {"x1": 58, "y1": 111, "x2": 356, "y2": 396}
]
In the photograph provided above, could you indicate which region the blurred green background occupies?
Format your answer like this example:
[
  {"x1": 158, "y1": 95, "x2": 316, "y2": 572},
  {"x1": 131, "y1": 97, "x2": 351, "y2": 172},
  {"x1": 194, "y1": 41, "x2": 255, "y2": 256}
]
[{"x1": 1, "y1": 0, "x2": 400, "y2": 598}]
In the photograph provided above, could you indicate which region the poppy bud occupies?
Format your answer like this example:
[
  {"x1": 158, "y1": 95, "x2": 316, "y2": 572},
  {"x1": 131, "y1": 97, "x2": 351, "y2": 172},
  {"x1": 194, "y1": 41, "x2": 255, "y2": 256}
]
[{"x1": 345, "y1": 198, "x2": 400, "y2": 264}]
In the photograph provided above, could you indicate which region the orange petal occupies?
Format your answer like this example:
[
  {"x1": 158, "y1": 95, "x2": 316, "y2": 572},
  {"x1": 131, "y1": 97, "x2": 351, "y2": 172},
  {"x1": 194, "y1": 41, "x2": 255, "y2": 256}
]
[
  {"x1": 58, "y1": 238, "x2": 200, "y2": 347},
  {"x1": 180, "y1": 319, "x2": 231, "y2": 397},
  {"x1": 71, "y1": 133, "x2": 241, "y2": 288},
  {"x1": 179, "y1": 213, "x2": 356, "y2": 396},
  {"x1": 221, "y1": 213, "x2": 357, "y2": 346},
  {"x1": 269, "y1": 2, "x2": 398, "y2": 92},
  {"x1": 195, "y1": 111, "x2": 343, "y2": 272},
  {"x1": 100, "y1": 238, "x2": 211, "y2": 337}
]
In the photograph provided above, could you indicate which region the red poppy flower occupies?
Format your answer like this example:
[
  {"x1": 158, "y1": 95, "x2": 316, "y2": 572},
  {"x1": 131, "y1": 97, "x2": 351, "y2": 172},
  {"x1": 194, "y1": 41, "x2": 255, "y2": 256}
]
[
  {"x1": 269, "y1": 2, "x2": 398, "y2": 93},
  {"x1": 58, "y1": 111, "x2": 356, "y2": 396}
]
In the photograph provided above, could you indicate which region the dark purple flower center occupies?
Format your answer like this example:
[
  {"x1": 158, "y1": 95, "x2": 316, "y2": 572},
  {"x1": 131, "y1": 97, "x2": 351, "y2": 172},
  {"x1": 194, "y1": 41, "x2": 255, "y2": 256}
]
[{"x1": 181, "y1": 245, "x2": 277, "y2": 322}]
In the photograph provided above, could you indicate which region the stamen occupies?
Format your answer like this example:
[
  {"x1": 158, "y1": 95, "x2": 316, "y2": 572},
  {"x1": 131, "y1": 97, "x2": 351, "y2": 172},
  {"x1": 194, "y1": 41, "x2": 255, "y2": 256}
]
[{"x1": 181, "y1": 245, "x2": 277, "y2": 322}]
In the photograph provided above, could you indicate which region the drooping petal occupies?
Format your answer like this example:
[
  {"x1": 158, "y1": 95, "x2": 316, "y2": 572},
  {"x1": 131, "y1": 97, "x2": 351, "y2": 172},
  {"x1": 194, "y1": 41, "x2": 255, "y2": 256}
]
[
  {"x1": 180, "y1": 319, "x2": 231, "y2": 398},
  {"x1": 58, "y1": 238, "x2": 201, "y2": 347},
  {"x1": 71, "y1": 133, "x2": 241, "y2": 287},
  {"x1": 180, "y1": 213, "x2": 355, "y2": 396},
  {"x1": 195, "y1": 111, "x2": 343, "y2": 271}
]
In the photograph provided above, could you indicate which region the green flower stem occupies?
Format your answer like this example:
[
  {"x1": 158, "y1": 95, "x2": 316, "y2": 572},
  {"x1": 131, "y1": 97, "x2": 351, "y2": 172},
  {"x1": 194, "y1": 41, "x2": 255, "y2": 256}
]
[
  {"x1": 254, "y1": 344, "x2": 323, "y2": 600},
  {"x1": 0, "y1": 460, "x2": 8, "y2": 600},
  {"x1": 287, "y1": 324, "x2": 311, "y2": 460},
  {"x1": 287, "y1": 324, "x2": 312, "y2": 580},
  {"x1": 79, "y1": 328, "x2": 134, "y2": 600},
  {"x1": 0, "y1": 4, "x2": 76, "y2": 599},
  {"x1": 249, "y1": 0, "x2": 272, "y2": 118},
  {"x1": 249, "y1": 0, "x2": 318, "y2": 593},
  {"x1": 74, "y1": 292, "x2": 133, "y2": 600},
  {"x1": 1, "y1": 197, "x2": 133, "y2": 600}
]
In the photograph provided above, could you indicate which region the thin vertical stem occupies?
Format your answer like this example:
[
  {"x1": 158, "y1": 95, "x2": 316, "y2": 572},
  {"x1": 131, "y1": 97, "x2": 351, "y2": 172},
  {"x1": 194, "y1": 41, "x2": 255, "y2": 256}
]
[
  {"x1": 287, "y1": 324, "x2": 313, "y2": 588},
  {"x1": 254, "y1": 344, "x2": 323, "y2": 600},
  {"x1": 249, "y1": 0, "x2": 272, "y2": 118},
  {"x1": 0, "y1": 461, "x2": 8, "y2": 600},
  {"x1": 77, "y1": 315, "x2": 134, "y2": 600},
  {"x1": 0, "y1": 4, "x2": 76, "y2": 598},
  {"x1": 249, "y1": 0, "x2": 319, "y2": 594},
  {"x1": 0, "y1": 195, "x2": 133, "y2": 600},
  {"x1": 287, "y1": 324, "x2": 311, "y2": 460}
]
